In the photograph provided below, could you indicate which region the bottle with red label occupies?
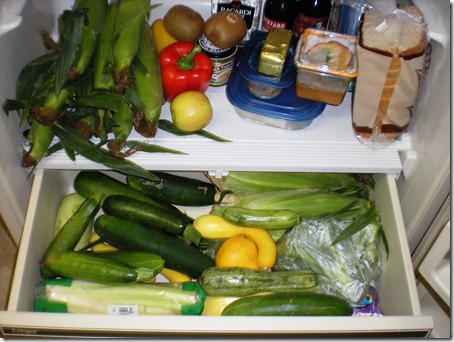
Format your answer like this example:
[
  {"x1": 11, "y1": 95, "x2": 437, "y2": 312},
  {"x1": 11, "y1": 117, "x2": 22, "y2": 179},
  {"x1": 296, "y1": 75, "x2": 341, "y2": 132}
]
[
  {"x1": 293, "y1": 0, "x2": 332, "y2": 38},
  {"x1": 261, "y1": 0, "x2": 299, "y2": 31}
]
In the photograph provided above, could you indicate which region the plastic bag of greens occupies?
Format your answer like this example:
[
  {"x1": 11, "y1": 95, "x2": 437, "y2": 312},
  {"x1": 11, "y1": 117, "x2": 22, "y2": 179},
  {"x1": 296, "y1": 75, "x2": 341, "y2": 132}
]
[{"x1": 273, "y1": 217, "x2": 382, "y2": 305}]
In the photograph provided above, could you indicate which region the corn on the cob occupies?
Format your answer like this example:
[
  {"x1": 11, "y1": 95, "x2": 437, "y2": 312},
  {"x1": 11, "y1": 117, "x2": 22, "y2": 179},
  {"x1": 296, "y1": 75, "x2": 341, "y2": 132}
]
[
  {"x1": 55, "y1": 9, "x2": 86, "y2": 96},
  {"x1": 130, "y1": 23, "x2": 164, "y2": 138},
  {"x1": 112, "y1": 0, "x2": 151, "y2": 93},
  {"x1": 107, "y1": 101, "x2": 133, "y2": 156},
  {"x1": 30, "y1": 85, "x2": 73, "y2": 125},
  {"x1": 21, "y1": 118, "x2": 55, "y2": 168},
  {"x1": 215, "y1": 171, "x2": 372, "y2": 198},
  {"x1": 93, "y1": 1, "x2": 116, "y2": 91},
  {"x1": 223, "y1": 189, "x2": 368, "y2": 220},
  {"x1": 71, "y1": 0, "x2": 107, "y2": 78}
]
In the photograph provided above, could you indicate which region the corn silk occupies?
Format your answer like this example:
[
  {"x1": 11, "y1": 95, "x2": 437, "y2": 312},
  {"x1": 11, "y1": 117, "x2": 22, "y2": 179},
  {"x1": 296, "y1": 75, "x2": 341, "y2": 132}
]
[{"x1": 273, "y1": 217, "x2": 382, "y2": 305}]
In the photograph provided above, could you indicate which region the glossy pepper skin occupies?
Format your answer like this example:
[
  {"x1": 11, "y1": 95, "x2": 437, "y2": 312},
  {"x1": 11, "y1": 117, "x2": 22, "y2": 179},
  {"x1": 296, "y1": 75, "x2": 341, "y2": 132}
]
[{"x1": 159, "y1": 42, "x2": 213, "y2": 102}]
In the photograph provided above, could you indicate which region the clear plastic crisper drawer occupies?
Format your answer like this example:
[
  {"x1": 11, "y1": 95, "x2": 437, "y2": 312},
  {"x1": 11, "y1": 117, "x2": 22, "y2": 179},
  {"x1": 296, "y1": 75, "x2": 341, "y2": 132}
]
[{"x1": 0, "y1": 170, "x2": 433, "y2": 338}]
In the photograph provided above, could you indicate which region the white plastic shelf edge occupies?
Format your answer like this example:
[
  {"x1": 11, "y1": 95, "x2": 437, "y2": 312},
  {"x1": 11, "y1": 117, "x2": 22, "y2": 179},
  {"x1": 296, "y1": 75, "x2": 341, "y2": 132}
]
[{"x1": 37, "y1": 92, "x2": 403, "y2": 175}]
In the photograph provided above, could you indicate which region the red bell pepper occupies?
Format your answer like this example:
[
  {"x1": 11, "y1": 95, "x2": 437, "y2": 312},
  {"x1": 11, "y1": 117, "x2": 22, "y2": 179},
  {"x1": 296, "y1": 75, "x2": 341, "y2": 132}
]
[{"x1": 159, "y1": 42, "x2": 213, "y2": 102}]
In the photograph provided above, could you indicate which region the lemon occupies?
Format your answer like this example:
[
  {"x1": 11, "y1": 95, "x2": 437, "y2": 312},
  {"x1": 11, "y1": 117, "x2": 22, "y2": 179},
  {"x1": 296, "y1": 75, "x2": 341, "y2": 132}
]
[
  {"x1": 170, "y1": 90, "x2": 213, "y2": 132},
  {"x1": 215, "y1": 234, "x2": 259, "y2": 270}
]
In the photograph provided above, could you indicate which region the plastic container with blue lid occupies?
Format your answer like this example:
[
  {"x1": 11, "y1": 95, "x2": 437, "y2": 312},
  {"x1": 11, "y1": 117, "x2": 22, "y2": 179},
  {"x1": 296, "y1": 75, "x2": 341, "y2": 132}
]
[
  {"x1": 238, "y1": 30, "x2": 296, "y2": 99},
  {"x1": 226, "y1": 64, "x2": 326, "y2": 130}
]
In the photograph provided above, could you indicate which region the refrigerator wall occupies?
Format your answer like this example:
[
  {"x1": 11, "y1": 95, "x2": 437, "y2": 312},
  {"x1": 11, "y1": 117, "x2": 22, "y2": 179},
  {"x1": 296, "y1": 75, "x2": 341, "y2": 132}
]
[{"x1": 396, "y1": 0, "x2": 451, "y2": 255}]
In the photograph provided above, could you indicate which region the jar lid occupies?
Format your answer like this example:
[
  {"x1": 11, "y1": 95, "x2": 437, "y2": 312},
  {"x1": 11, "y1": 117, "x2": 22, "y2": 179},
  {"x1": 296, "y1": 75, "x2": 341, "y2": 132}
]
[
  {"x1": 294, "y1": 28, "x2": 358, "y2": 78},
  {"x1": 199, "y1": 35, "x2": 237, "y2": 58},
  {"x1": 238, "y1": 30, "x2": 296, "y2": 89}
]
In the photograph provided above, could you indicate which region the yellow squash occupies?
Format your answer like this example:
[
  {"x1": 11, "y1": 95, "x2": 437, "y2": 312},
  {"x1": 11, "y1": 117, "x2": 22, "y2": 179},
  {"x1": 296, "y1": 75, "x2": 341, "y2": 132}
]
[
  {"x1": 193, "y1": 214, "x2": 277, "y2": 270},
  {"x1": 89, "y1": 232, "x2": 118, "y2": 252},
  {"x1": 160, "y1": 268, "x2": 191, "y2": 282}
]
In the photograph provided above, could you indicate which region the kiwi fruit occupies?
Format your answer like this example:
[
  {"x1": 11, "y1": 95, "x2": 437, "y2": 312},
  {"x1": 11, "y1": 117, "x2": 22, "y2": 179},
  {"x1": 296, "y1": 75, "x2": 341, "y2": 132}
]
[
  {"x1": 164, "y1": 5, "x2": 205, "y2": 43},
  {"x1": 204, "y1": 11, "x2": 248, "y2": 49}
]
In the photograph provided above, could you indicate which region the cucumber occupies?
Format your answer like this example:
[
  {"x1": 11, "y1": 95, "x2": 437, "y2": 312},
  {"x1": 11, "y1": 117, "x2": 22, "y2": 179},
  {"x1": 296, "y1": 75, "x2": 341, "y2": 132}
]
[
  {"x1": 221, "y1": 292, "x2": 353, "y2": 316},
  {"x1": 126, "y1": 172, "x2": 217, "y2": 206},
  {"x1": 102, "y1": 195, "x2": 201, "y2": 245},
  {"x1": 44, "y1": 251, "x2": 155, "y2": 283},
  {"x1": 94, "y1": 214, "x2": 215, "y2": 278},
  {"x1": 53, "y1": 193, "x2": 93, "y2": 251},
  {"x1": 40, "y1": 193, "x2": 102, "y2": 279},
  {"x1": 198, "y1": 267, "x2": 319, "y2": 296},
  {"x1": 210, "y1": 204, "x2": 300, "y2": 230},
  {"x1": 73, "y1": 171, "x2": 180, "y2": 214},
  {"x1": 96, "y1": 251, "x2": 164, "y2": 278}
]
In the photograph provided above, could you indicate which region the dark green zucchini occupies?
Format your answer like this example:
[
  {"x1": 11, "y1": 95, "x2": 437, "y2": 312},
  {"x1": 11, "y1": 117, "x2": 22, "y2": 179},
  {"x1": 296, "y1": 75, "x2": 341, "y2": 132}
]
[
  {"x1": 222, "y1": 292, "x2": 353, "y2": 316},
  {"x1": 73, "y1": 171, "x2": 180, "y2": 214},
  {"x1": 94, "y1": 214, "x2": 215, "y2": 278},
  {"x1": 44, "y1": 251, "x2": 155, "y2": 283},
  {"x1": 102, "y1": 195, "x2": 201, "y2": 245},
  {"x1": 40, "y1": 193, "x2": 101, "y2": 279},
  {"x1": 198, "y1": 267, "x2": 319, "y2": 296},
  {"x1": 126, "y1": 172, "x2": 217, "y2": 206},
  {"x1": 96, "y1": 251, "x2": 164, "y2": 278}
]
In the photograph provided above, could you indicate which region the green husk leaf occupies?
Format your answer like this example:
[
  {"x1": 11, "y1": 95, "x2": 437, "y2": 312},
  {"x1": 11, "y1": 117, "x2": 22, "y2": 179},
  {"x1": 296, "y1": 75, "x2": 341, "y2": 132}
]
[
  {"x1": 125, "y1": 140, "x2": 186, "y2": 154},
  {"x1": 52, "y1": 121, "x2": 158, "y2": 181},
  {"x1": 70, "y1": 91, "x2": 123, "y2": 111},
  {"x1": 2, "y1": 99, "x2": 23, "y2": 117},
  {"x1": 331, "y1": 203, "x2": 378, "y2": 246},
  {"x1": 93, "y1": 1, "x2": 116, "y2": 91},
  {"x1": 16, "y1": 52, "x2": 58, "y2": 102},
  {"x1": 379, "y1": 226, "x2": 390, "y2": 259},
  {"x1": 55, "y1": 9, "x2": 86, "y2": 96},
  {"x1": 72, "y1": 0, "x2": 108, "y2": 76},
  {"x1": 158, "y1": 120, "x2": 231, "y2": 142}
]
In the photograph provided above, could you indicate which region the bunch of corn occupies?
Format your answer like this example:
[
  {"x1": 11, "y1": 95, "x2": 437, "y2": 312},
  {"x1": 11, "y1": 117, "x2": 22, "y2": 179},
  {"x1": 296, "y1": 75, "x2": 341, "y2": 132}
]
[
  {"x1": 214, "y1": 171, "x2": 384, "y2": 246},
  {"x1": 2, "y1": 0, "x2": 174, "y2": 178}
]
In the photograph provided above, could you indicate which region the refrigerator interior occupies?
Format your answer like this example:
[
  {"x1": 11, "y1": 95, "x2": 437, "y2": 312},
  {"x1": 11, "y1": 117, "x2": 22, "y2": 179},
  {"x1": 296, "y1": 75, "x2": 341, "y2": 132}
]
[{"x1": 0, "y1": 0, "x2": 450, "y2": 337}]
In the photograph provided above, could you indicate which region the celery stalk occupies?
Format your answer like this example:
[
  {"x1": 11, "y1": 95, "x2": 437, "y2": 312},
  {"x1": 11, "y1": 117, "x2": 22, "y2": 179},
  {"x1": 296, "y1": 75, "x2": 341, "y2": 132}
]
[{"x1": 40, "y1": 280, "x2": 202, "y2": 315}]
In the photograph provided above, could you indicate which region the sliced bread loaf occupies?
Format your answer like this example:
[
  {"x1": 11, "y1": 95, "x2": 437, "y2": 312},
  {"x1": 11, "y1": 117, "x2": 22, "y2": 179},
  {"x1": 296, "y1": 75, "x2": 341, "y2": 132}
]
[{"x1": 360, "y1": 4, "x2": 426, "y2": 57}]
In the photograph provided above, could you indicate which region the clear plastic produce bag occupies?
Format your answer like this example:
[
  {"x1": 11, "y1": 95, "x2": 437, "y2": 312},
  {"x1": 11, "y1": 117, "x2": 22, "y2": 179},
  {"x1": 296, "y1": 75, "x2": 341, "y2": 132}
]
[{"x1": 273, "y1": 217, "x2": 382, "y2": 305}]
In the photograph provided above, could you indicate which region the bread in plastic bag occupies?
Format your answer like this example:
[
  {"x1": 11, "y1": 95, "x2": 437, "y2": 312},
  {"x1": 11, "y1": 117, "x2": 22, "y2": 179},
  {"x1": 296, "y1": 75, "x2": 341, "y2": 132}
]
[{"x1": 351, "y1": 1, "x2": 430, "y2": 149}]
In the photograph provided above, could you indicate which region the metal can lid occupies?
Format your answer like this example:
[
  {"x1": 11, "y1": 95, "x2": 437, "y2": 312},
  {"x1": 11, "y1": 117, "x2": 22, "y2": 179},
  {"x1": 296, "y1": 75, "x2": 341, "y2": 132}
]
[{"x1": 199, "y1": 35, "x2": 237, "y2": 59}]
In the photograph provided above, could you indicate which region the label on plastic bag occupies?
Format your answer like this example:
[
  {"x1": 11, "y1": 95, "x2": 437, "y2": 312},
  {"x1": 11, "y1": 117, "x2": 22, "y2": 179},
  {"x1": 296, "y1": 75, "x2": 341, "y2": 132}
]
[{"x1": 107, "y1": 304, "x2": 139, "y2": 315}]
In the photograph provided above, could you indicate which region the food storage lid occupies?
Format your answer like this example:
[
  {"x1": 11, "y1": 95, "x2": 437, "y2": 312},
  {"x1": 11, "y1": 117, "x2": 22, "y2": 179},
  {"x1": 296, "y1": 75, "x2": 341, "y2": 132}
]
[
  {"x1": 238, "y1": 30, "x2": 296, "y2": 89},
  {"x1": 227, "y1": 65, "x2": 326, "y2": 122},
  {"x1": 294, "y1": 28, "x2": 358, "y2": 78}
]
